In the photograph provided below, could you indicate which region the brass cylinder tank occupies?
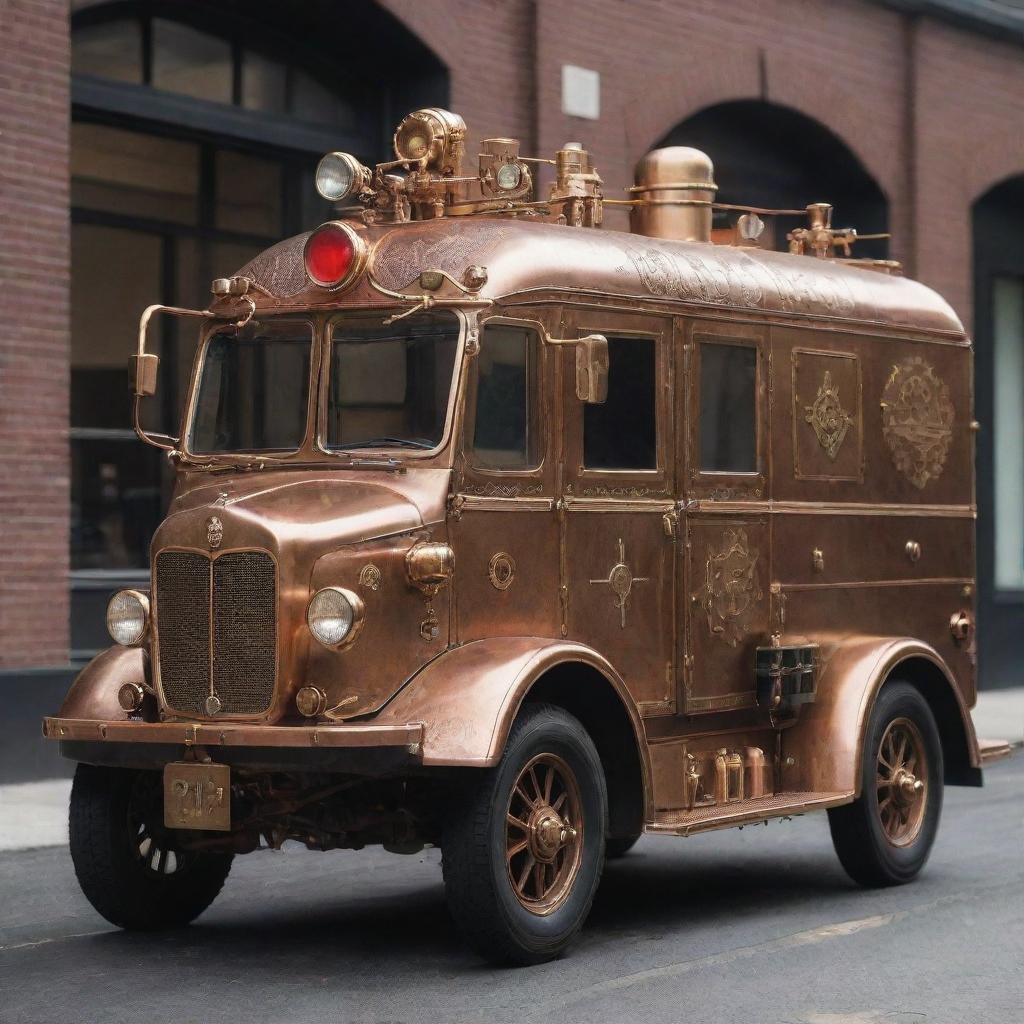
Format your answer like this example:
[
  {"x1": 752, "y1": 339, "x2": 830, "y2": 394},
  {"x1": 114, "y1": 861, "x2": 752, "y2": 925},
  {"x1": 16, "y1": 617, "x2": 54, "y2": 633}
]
[{"x1": 629, "y1": 146, "x2": 717, "y2": 243}]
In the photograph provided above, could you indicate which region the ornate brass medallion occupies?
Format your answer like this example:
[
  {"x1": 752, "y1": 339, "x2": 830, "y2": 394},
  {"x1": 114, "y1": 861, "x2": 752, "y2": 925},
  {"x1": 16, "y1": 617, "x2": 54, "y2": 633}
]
[
  {"x1": 804, "y1": 370, "x2": 852, "y2": 460},
  {"x1": 589, "y1": 538, "x2": 648, "y2": 628},
  {"x1": 488, "y1": 552, "x2": 516, "y2": 591},
  {"x1": 206, "y1": 516, "x2": 223, "y2": 550},
  {"x1": 881, "y1": 357, "x2": 954, "y2": 489},
  {"x1": 358, "y1": 564, "x2": 382, "y2": 591},
  {"x1": 697, "y1": 529, "x2": 762, "y2": 647}
]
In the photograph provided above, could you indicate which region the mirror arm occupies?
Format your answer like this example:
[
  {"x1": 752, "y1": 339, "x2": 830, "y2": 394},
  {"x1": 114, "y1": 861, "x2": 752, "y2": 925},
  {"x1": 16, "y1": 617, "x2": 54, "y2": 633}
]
[{"x1": 541, "y1": 330, "x2": 609, "y2": 404}]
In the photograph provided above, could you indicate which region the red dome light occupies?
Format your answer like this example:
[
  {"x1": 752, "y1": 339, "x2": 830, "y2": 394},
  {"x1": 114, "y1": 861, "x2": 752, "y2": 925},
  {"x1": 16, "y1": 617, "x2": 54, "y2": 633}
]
[{"x1": 303, "y1": 222, "x2": 367, "y2": 289}]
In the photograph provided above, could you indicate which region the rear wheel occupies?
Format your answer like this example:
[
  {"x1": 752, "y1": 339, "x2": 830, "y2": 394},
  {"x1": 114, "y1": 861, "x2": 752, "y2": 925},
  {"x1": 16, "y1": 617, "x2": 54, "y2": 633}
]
[
  {"x1": 828, "y1": 681, "x2": 943, "y2": 887},
  {"x1": 441, "y1": 704, "x2": 607, "y2": 965},
  {"x1": 70, "y1": 764, "x2": 233, "y2": 929}
]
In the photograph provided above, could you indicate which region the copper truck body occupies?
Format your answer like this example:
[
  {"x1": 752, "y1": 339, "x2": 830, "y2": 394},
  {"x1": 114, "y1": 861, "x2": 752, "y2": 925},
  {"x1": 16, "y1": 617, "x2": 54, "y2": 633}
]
[{"x1": 46, "y1": 107, "x2": 988, "y2": 964}]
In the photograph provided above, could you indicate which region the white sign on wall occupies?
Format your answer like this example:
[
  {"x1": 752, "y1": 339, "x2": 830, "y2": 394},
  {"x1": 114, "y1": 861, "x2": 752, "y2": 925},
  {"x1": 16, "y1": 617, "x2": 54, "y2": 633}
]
[{"x1": 561, "y1": 65, "x2": 600, "y2": 120}]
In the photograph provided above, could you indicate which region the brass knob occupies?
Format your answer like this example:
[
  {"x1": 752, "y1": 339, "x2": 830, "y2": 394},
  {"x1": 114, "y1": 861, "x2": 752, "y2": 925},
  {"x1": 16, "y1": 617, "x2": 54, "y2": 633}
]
[
  {"x1": 950, "y1": 610, "x2": 973, "y2": 644},
  {"x1": 905, "y1": 540, "x2": 921, "y2": 563}
]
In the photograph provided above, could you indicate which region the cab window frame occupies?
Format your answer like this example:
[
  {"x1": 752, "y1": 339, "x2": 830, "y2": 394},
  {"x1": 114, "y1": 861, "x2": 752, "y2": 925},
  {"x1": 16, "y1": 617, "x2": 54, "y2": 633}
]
[
  {"x1": 315, "y1": 308, "x2": 467, "y2": 462},
  {"x1": 463, "y1": 315, "x2": 547, "y2": 482},
  {"x1": 687, "y1": 323, "x2": 767, "y2": 499},
  {"x1": 564, "y1": 312, "x2": 674, "y2": 497},
  {"x1": 182, "y1": 314, "x2": 319, "y2": 458}
]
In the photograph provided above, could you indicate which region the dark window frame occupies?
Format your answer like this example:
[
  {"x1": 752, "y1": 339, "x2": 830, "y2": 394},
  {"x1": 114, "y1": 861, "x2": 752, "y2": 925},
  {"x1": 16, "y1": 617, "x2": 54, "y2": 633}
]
[
  {"x1": 467, "y1": 320, "x2": 545, "y2": 475},
  {"x1": 687, "y1": 326, "x2": 766, "y2": 499}
]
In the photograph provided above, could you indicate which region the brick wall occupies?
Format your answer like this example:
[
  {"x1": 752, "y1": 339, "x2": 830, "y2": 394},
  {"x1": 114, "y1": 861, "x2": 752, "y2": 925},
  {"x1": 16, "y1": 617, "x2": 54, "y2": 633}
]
[
  {"x1": 0, "y1": 0, "x2": 70, "y2": 667},
  {"x1": 3, "y1": 0, "x2": 1024, "y2": 670}
]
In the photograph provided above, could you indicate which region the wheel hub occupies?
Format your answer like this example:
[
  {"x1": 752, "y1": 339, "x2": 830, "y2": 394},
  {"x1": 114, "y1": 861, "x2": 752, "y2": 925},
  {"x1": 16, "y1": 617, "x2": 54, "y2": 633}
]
[{"x1": 529, "y1": 807, "x2": 576, "y2": 862}]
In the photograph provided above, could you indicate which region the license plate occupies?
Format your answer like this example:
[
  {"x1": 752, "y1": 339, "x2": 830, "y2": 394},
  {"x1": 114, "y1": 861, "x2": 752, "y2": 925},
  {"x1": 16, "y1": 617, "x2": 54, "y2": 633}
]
[{"x1": 163, "y1": 762, "x2": 231, "y2": 832}]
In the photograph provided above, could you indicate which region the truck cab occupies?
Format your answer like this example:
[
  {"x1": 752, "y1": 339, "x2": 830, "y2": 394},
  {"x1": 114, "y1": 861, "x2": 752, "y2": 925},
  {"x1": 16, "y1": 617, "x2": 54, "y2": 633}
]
[{"x1": 46, "y1": 107, "x2": 983, "y2": 965}]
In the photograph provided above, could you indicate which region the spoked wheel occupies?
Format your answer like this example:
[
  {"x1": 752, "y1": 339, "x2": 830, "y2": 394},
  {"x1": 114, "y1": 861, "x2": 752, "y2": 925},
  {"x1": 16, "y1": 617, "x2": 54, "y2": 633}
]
[
  {"x1": 505, "y1": 754, "x2": 583, "y2": 914},
  {"x1": 442, "y1": 704, "x2": 607, "y2": 965},
  {"x1": 829, "y1": 681, "x2": 943, "y2": 887},
  {"x1": 875, "y1": 717, "x2": 929, "y2": 847},
  {"x1": 70, "y1": 764, "x2": 233, "y2": 929}
]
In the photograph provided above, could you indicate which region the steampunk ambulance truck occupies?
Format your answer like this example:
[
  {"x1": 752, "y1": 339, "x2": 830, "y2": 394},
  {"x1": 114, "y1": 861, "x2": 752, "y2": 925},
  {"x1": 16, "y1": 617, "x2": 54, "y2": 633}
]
[{"x1": 44, "y1": 108, "x2": 989, "y2": 964}]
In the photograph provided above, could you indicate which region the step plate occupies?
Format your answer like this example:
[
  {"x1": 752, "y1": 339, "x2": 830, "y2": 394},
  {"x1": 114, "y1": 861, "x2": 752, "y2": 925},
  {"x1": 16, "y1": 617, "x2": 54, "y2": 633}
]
[{"x1": 649, "y1": 791, "x2": 851, "y2": 837}]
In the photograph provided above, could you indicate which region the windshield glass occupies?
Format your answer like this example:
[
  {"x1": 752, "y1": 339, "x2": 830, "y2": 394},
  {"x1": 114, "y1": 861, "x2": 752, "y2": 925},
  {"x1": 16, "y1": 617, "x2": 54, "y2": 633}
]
[
  {"x1": 190, "y1": 320, "x2": 312, "y2": 454},
  {"x1": 326, "y1": 311, "x2": 461, "y2": 451}
]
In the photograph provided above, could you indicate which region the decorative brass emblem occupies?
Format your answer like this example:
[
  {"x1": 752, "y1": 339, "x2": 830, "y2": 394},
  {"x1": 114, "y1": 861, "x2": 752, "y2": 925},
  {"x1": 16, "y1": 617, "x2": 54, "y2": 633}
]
[
  {"x1": 697, "y1": 529, "x2": 762, "y2": 647},
  {"x1": 804, "y1": 370, "x2": 852, "y2": 460},
  {"x1": 420, "y1": 605, "x2": 439, "y2": 642},
  {"x1": 206, "y1": 516, "x2": 223, "y2": 550},
  {"x1": 488, "y1": 552, "x2": 516, "y2": 591},
  {"x1": 881, "y1": 357, "x2": 954, "y2": 489},
  {"x1": 358, "y1": 564, "x2": 382, "y2": 591},
  {"x1": 589, "y1": 538, "x2": 648, "y2": 628}
]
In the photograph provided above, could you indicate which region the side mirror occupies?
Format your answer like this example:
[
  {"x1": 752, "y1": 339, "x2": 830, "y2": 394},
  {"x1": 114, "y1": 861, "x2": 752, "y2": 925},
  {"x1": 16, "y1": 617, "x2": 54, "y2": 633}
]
[
  {"x1": 130, "y1": 353, "x2": 160, "y2": 398},
  {"x1": 542, "y1": 330, "x2": 610, "y2": 404},
  {"x1": 574, "y1": 334, "x2": 609, "y2": 404}
]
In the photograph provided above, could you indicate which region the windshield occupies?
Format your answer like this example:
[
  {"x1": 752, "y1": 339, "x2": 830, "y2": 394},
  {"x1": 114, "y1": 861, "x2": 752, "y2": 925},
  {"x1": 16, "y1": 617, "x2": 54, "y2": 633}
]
[
  {"x1": 325, "y1": 311, "x2": 460, "y2": 452},
  {"x1": 190, "y1": 320, "x2": 312, "y2": 454}
]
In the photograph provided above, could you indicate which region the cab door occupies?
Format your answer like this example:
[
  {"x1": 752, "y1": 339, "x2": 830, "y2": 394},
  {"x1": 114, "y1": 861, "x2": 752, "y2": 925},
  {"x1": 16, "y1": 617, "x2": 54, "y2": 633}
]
[
  {"x1": 680, "y1": 320, "x2": 771, "y2": 715},
  {"x1": 560, "y1": 309, "x2": 676, "y2": 715},
  {"x1": 451, "y1": 310, "x2": 561, "y2": 643}
]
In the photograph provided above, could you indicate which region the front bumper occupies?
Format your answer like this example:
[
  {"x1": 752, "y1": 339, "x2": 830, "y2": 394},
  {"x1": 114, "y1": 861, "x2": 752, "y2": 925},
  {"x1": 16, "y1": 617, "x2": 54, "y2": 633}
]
[{"x1": 43, "y1": 716, "x2": 423, "y2": 756}]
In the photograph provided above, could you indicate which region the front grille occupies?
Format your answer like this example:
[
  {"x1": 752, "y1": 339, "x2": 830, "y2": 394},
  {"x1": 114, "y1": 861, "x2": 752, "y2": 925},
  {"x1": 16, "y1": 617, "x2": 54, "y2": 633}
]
[{"x1": 155, "y1": 550, "x2": 277, "y2": 716}]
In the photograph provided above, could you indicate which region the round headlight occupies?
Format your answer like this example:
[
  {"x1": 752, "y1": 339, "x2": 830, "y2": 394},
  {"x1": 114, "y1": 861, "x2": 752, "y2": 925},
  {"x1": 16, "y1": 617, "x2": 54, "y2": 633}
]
[
  {"x1": 315, "y1": 152, "x2": 367, "y2": 202},
  {"x1": 495, "y1": 161, "x2": 523, "y2": 191},
  {"x1": 307, "y1": 587, "x2": 364, "y2": 648},
  {"x1": 106, "y1": 590, "x2": 150, "y2": 646}
]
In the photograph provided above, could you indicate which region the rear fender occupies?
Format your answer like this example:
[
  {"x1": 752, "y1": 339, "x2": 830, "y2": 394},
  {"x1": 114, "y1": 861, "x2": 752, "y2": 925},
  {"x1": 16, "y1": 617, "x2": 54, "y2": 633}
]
[{"x1": 783, "y1": 636, "x2": 981, "y2": 796}]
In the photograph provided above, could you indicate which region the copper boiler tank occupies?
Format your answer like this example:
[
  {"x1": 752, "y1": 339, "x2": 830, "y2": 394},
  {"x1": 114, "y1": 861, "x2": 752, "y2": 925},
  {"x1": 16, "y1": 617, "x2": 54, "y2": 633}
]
[{"x1": 629, "y1": 146, "x2": 717, "y2": 243}]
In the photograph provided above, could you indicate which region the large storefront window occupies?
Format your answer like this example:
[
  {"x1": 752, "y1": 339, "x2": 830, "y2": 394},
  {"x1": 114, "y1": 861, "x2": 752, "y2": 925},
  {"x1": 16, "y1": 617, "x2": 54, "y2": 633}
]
[
  {"x1": 68, "y1": 9, "x2": 373, "y2": 658},
  {"x1": 993, "y1": 277, "x2": 1024, "y2": 591}
]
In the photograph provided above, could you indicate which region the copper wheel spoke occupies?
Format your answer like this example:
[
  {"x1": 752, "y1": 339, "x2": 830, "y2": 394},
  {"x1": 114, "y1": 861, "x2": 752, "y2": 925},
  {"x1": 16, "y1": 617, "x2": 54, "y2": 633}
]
[
  {"x1": 514, "y1": 783, "x2": 534, "y2": 808},
  {"x1": 507, "y1": 838, "x2": 528, "y2": 861},
  {"x1": 552, "y1": 791, "x2": 567, "y2": 813},
  {"x1": 544, "y1": 765, "x2": 554, "y2": 804},
  {"x1": 507, "y1": 812, "x2": 530, "y2": 832},
  {"x1": 517, "y1": 853, "x2": 536, "y2": 892}
]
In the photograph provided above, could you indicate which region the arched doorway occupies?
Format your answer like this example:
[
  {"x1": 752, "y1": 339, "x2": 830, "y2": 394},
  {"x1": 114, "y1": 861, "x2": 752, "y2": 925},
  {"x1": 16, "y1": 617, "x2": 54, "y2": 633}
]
[
  {"x1": 656, "y1": 101, "x2": 888, "y2": 259},
  {"x1": 973, "y1": 176, "x2": 1024, "y2": 689},
  {"x1": 68, "y1": 0, "x2": 448, "y2": 656}
]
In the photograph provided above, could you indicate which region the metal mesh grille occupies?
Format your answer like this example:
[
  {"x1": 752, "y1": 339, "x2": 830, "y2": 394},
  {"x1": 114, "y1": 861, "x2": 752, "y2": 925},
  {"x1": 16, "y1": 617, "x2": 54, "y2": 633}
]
[
  {"x1": 212, "y1": 552, "x2": 276, "y2": 714},
  {"x1": 235, "y1": 233, "x2": 311, "y2": 298},
  {"x1": 155, "y1": 551, "x2": 211, "y2": 716},
  {"x1": 155, "y1": 549, "x2": 277, "y2": 717}
]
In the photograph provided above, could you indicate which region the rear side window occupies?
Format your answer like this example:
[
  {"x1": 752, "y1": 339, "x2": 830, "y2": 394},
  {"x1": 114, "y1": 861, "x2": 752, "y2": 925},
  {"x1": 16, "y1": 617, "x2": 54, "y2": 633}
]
[
  {"x1": 699, "y1": 341, "x2": 757, "y2": 472},
  {"x1": 471, "y1": 324, "x2": 540, "y2": 470},
  {"x1": 584, "y1": 336, "x2": 657, "y2": 470}
]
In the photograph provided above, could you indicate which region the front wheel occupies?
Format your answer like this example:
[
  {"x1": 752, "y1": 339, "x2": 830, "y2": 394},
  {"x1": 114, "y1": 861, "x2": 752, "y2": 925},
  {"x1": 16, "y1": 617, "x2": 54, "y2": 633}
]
[
  {"x1": 441, "y1": 704, "x2": 607, "y2": 965},
  {"x1": 828, "y1": 681, "x2": 943, "y2": 887},
  {"x1": 70, "y1": 764, "x2": 233, "y2": 929}
]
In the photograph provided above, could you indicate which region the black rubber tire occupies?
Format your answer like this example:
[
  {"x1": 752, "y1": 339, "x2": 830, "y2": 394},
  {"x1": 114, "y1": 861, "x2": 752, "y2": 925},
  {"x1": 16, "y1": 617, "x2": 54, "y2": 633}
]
[
  {"x1": 441, "y1": 703, "x2": 608, "y2": 965},
  {"x1": 828, "y1": 681, "x2": 943, "y2": 887},
  {"x1": 605, "y1": 834, "x2": 641, "y2": 859},
  {"x1": 69, "y1": 763, "x2": 233, "y2": 930}
]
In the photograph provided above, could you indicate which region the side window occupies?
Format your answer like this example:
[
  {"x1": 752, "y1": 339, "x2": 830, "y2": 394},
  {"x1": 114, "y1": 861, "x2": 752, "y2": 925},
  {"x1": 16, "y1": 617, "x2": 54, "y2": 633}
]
[
  {"x1": 699, "y1": 341, "x2": 757, "y2": 473},
  {"x1": 471, "y1": 324, "x2": 540, "y2": 470},
  {"x1": 584, "y1": 336, "x2": 657, "y2": 470}
]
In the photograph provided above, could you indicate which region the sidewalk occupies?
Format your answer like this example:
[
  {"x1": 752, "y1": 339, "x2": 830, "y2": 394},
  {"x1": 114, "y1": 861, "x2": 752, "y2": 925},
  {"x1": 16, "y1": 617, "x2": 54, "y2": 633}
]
[{"x1": 2, "y1": 687, "x2": 1022, "y2": 854}]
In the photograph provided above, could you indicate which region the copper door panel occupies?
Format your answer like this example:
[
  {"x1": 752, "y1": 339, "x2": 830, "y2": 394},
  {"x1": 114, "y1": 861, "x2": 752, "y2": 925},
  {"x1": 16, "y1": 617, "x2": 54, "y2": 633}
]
[
  {"x1": 684, "y1": 515, "x2": 770, "y2": 714},
  {"x1": 565, "y1": 509, "x2": 674, "y2": 710},
  {"x1": 792, "y1": 348, "x2": 863, "y2": 482},
  {"x1": 452, "y1": 507, "x2": 560, "y2": 642}
]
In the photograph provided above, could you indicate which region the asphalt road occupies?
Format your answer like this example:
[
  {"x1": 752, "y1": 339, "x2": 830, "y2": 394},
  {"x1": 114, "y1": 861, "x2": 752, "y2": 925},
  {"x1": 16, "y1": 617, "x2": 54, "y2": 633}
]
[{"x1": 1, "y1": 757, "x2": 1020, "y2": 1024}]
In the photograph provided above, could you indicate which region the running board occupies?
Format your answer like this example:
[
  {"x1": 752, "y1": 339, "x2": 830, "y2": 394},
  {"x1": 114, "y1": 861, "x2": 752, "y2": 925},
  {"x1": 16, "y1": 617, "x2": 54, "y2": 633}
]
[{"x1": 647, "y1": 791, "x2": 852, "y2": 837}]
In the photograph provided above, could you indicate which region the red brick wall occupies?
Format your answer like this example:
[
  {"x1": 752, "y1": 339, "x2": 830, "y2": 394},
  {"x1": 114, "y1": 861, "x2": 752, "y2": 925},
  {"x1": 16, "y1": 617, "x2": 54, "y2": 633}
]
[
  {"x1": 4, "y1": 0, "x2": 1024, "y2": 669},
  {"x1": 0, "y1": 0, "x2": 70, "y2": 668}
]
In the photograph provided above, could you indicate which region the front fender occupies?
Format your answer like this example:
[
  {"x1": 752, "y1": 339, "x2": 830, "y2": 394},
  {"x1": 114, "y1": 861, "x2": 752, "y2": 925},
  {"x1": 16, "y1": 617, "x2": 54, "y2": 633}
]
[
  {"x1": 373, "y1": 637, "x2": 650, "y2": 774},
  {"x1": 56, "y1": 646, "x2": 150, "y2": 721},
  {"x1": 784, "y1": 636, "x2": 980, "y2": 796}
]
